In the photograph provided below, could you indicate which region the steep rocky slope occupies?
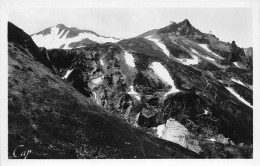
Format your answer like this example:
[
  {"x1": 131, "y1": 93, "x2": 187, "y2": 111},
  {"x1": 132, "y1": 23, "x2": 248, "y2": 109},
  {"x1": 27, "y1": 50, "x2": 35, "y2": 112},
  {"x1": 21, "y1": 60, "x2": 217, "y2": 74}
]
[
  {"x1": 9, "y1": 18, "x2": 253, "y2": 158},
  {"x1": 8, "y1": 22, "x2": 202, "y2": 159},
  {"x1": 43, "y1": 40, "x2": 252, "y2": 157}
]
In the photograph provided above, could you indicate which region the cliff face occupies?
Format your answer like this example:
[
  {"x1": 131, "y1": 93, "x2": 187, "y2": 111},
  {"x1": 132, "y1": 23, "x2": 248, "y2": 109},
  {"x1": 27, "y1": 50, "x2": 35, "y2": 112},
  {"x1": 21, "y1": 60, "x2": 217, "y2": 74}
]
[{"x1": 8, "y1": 20, "x2": 253, "y2": 159}]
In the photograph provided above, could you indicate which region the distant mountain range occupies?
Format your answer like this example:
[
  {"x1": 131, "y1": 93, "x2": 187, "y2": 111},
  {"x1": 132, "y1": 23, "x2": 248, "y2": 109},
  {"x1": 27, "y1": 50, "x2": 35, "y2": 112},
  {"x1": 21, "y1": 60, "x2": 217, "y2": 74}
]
[
  {"x1": 31, "y1": 19, "x2": 253, "y2": 69},
  {"x1": 8, "y1": 19, "x2": 253, "y2": 159}
]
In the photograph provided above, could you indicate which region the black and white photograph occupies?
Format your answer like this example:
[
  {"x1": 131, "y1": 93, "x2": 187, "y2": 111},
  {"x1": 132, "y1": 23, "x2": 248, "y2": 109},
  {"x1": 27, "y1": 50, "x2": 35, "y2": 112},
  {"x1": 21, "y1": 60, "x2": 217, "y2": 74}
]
[{"x1": 1, "y1": 0, "x2": 260, "y2": 165}]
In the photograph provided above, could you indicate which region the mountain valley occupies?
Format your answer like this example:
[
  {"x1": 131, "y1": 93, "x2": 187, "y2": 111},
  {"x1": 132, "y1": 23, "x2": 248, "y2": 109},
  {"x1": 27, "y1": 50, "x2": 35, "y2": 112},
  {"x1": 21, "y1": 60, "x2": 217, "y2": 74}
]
[{"x1": 8, "y1": 19, "x2": 253, "y2": 159}]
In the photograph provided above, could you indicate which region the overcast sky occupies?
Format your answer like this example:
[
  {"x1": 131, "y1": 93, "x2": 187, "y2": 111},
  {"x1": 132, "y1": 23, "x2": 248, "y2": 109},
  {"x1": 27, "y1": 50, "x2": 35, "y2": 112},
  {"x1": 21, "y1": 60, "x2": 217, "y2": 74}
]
[{"x1": 8, "y1": 7, "x2": 253, "y2": 47}]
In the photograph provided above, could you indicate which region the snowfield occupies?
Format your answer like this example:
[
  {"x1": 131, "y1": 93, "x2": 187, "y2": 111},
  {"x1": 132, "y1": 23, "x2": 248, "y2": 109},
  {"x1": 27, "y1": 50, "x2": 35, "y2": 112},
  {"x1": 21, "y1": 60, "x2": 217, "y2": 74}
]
[
  {"x1": 150, "y1": 62, "x2": 180, "y2": 96},
  {"x1": 124, "y1": 51, "x2": 135, "y2": 67},
  {"x1": 198, "y1": 44, "x2": 223, "y2": 59},
  {"x1": 226, "y1": 87, "x2": 253, "y2": 108},
  {"x1": 32, "y1": 26, "x2": 66, "y2": 49},
  {"x1": 145, "y1": 36, "x2": 170, "y2": 57},
  {"x1": 32, "y1": 26, "x2": 120, "y2": 49}
]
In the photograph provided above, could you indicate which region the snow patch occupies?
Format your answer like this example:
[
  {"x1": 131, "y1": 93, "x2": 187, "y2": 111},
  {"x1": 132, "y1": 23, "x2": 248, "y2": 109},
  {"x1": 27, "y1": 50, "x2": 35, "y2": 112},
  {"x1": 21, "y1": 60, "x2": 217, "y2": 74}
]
[
  {"x1": 233, "y1": 62, "x2": 242, "y2": 68},
  {"x1": 226, "y1": 87, "x2": 253, "y2": 108},
  {"x1": 176, "y1": 54, "x2": 199, "y2": 65},
  {"x1": 150, "y1": 62, "x2": 180, "y2": 96},
  {"x1": 100, "y1": 59, "x2": 104, "y2": 66},
  {"x1": 191, "y1": 49, "x2": 199, "y2": 55},
  {"x1": 62, "y1": 69, "x2": 73, "y2": 79},
  {"x1": 231, "y1": 78, "x2": 246, "y2": 87},
  {"x1": 76, "y1": 46, "x2": 86, "y2": 48},
  {"x1": 127, "y1": 86, "x2": 141, "y2": 100},
  {"x1": 175, "y1": 49, "x2": 199, "y2": 65},
  {"x1": 145, "y1": 36, "x2": 170, "y2": 57},
  {"x1": 135, "y1": 96, "x2": 141, "y2": 101},
  {"x1": 92, "y1": 77, "x2": 103, "y2": 84},
  {"x1": 93, "y1": 92, "x2": 97, "y2": 101},
  {"x1": 134, "y1": 113, "x2": 141, "y2": 127},
  {"x1": 198, "y1": 44, "x2": 222, "y2": 59},
  {"x1": 128, "y1": 86, "x2": 138, "y2": 95},
  {"x1": 205, "y1": 56, "x2": 215, "y2": 61},
  {"x1": 124, "y1": 51, "x2": 135, "y2": 67},
  {"x1": 203, "y1": 109, "x2": 209, "y2": 115},
  {"x1": 207, "y1": 138, "x2": 216, "y2": 142}
]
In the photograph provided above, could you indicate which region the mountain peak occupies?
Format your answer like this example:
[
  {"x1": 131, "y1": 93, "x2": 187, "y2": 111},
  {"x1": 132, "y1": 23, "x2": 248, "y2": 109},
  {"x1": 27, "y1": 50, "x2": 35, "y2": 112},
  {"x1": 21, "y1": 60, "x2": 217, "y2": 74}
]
[
  {"x1": 180, "y1": 19, "x2": 191, "y2": 27},
  {"x1": 56, "y1": 23, "x2": 67, "y2": 29},
  {"x1": 157, "y1": 19, "x2": 200, "y2": 36},
  {"x1": 181, "y1": 19, "x2": 190, "y2": 24}
]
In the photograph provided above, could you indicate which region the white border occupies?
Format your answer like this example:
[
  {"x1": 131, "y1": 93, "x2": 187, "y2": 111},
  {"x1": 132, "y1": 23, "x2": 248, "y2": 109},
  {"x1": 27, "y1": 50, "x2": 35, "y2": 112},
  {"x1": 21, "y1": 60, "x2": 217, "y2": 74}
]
[{"x1": 1, "y1": 0, "x2": 259, "y2": 166}]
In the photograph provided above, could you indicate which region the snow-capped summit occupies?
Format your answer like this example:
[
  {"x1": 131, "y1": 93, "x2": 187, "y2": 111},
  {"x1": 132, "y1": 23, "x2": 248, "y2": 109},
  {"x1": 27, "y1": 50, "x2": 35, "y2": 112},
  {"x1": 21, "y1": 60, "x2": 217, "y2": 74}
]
[{"x1": 31, "y1": 24, "x2": 121, "y2": 49}]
